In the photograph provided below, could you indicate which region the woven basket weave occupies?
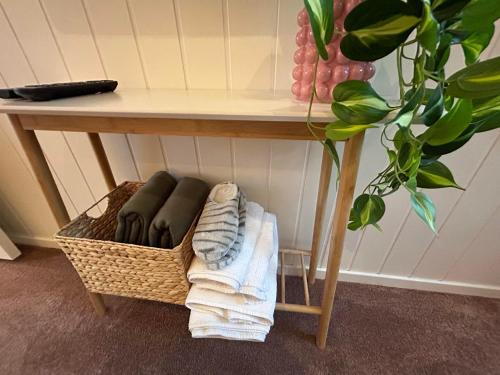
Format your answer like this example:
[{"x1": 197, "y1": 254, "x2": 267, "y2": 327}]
[{"x1": 55, "y1": 181, "x2": 195, "y2": 305}]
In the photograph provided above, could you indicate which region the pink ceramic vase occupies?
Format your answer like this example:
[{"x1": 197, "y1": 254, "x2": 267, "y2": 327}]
[{"x1": 292, "y1": 0, "x2": 376, "y2": 102}]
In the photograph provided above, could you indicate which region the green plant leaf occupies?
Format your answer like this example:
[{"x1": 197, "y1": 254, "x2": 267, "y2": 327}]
[
  {"x1": 350, "y1": 194, "x2": 386, "y2": 229},
  {"x1": 391, "y1": 85, "x2": 425, "y2": 128},
  {"x1": 420, "y1": 86, "x2": 444, "y2": 126},
  {"x1": 387, "y1": 149, "x2": 397, "y2": 164},
  {"x1": 324, "y1": 138, "x2": 340, "y2": 172},
  {"x1": 423, "y1": 99, "x2": 473, "y2": 145},
  {"x1": 332, "y1": 81, "x2": 392, "y2": 124},
  {"x1": 421, "y1": 123, "x2": 477, "y2": 156},
  {"x1": 462, "y1": 0, "x2": 500, "y2": 32},
  {"x1": 434, "y1": 34, "x2": 452, "y2": 72},
  {"x1": 398, "y1": 141, "x2": 421, "y2": 175},
  {"x1": 411, "y1": 192, "x2": 437, "y2": 232},
  {"x1": 431, "y1": 0, "x2": 471, "y2": 22},
  {"x1": 304, "y1": 0, "x2": 334, "y2": 60},
  {"x1": 325, "y1": 121, "x2": 376, "y2": 141},
  {"x1": 417, "y1": 160, "x2": 464, "y2": 189},
  {"x1": 472, "y1": 95, "x2": 500, "y2": 132},
  {"x1": 418, "y1": 2, "x2": 439, "y2": 53},
  {"x1": 446, "y1": 56, "x2": 500, "y2": 99},
  {"x1": 360, "y1": 195, "x2": 386, "y2": 226},
  {"x1": 406, "y1": 175, "x2": 417, "y2": 193},
  {"x1": 461, "y1": 26, "x2": 495, "y2": 65},
  {"x1": 340, "y1": 0, "x2": 420, "y2": 61}
]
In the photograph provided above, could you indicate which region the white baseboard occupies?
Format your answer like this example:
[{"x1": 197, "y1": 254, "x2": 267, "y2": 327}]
[
  {"x1": 9, "y1": 234, "x2": 500, "y2": 299},
  {"x1": 281, "y1": 265, "x2": 500, "y2": 299},
  {"x1": 10, "y1": 234, "x2": 58, "y2": 249}
]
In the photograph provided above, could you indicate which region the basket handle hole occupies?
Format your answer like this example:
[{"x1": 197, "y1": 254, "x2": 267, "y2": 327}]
[{"x1": 86, "y1": 198, "x2": 109, "y2": 219}]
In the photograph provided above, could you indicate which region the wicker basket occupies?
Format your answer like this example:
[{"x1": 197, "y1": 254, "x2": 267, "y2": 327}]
[{"x1": 55, "y1": 181, "x2": 196, "y2": 305}]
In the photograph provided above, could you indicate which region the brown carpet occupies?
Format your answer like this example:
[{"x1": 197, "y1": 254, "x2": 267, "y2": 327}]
[{"x1": 0, "y1": 247, "x2": 499, "y2": 375}]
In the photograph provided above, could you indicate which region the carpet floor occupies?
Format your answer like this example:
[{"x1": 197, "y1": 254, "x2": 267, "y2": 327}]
[{"x1": 0, "y1": 246, "x2": 499, "y2": 375}]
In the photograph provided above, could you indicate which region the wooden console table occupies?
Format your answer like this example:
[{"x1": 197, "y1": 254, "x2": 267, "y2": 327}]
[{"x1": 0, "y1": 89, "x2": 364, "y2": 349}]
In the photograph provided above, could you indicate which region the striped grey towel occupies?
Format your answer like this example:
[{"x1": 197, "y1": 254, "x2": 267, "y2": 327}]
[
  {"x1": 192, "y1": 182, "x2": 245, "y2": 262},
  {"x1": 206, "y1": 192, "x2": 246, "y2": 270}
]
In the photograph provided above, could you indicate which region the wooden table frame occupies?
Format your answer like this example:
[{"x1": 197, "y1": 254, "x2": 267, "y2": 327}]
[{"x1": 7, "y1": 112, "x2": 363, "y2": 349}]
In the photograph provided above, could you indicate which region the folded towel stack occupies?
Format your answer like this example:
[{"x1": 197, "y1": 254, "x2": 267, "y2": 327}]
[{"x1": 186, "y1": 203, "x2": 279, "y2": 342}]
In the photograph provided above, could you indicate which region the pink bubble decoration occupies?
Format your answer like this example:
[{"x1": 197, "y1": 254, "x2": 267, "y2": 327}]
[
  {"x1": 292, "y1": 81, "x2": 302, "y2": 97},
  {"x1": 349, "y1": 63, "x2": 365, "y2": 80},
  {"x1": 296, "y1": 29, "x2": 307, "y2": 46},
  {"x1": 297, "y1": 8, "x2": 309, "y2": 26},
  {"x1": 363, "y1": 62, "x2": 376, "y2": 80},
  {"x1": 316, "y1": 83, "x2": 330, "y2": 102},
  {"x1": 305, "y1": 46, "x2": 318, "y2": 63},
  {"x1": 294, "y1": 47, "x2": 306, "y2": 64},
  {"x1": 292, "y1": 65, "x2": 303, "y2": 80},
  {"x1": 291, "y1": 1, "x2": 376, "y2": 102},
  {"x1": 300, "y1": 83, "x2": 313, "y2": 100},
  {"x1": 317, "y1": 63, "x2": 332, "y2": 82},
  {"x1": 333, "y1": 64, "x2": 350, "y2": 83},
  {"x1": 303, "y1": 64, "x2": 315, "y2": 83}
]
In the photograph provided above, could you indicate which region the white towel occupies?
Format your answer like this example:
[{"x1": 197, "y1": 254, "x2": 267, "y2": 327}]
[
  {"x1": 189, "y1": 310, "x2": 270, "y2": 342},
  {"x1": 186, "y1": 219, "x2": 278, "y2": 325},
  {"x1": 188, "y1": 202, "x2": 264, "y2": 294},
  {"x1": 239, "y1": 213, "x2": 279, "y2": 300}
]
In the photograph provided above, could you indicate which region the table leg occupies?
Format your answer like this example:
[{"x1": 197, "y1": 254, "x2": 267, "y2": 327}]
[
  {"x1": 308, "y1": 146, "x2": 333, "y2": 285},
  {"x1": 87, "y1": 292, "x2": 106, "y2": 316},
  {"x1": 87, "y1": 132, "x2": 116, "y2": 191},
  {"x1": 316, "y1": 132, "x2": 364, "y2": 349},
  {"x1": 9, "y1": 114, "x2": 107, "y2": 315}
]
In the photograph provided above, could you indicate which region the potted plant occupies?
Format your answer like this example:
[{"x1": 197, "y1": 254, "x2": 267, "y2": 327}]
[{"x1": 303, "y1": 0, "x2": 500, "y2": 231}]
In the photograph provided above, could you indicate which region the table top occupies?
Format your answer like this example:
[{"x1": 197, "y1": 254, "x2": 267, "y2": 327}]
[{"x1": 0, "y1": 89, "x2": 333, "y2": 123}]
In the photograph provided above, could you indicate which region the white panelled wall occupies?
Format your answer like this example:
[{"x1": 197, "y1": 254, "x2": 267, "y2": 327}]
[{"x1": 0, "y1": 0, "x2": 498, "y2": 297}]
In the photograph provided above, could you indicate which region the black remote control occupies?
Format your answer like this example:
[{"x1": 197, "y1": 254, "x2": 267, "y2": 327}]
[
  {"x1": 0, "y1": 80, "x2": 118, "y2": 101},
  {"x1": 0, "y1": 88, "x2": 23, "y2": 99}
]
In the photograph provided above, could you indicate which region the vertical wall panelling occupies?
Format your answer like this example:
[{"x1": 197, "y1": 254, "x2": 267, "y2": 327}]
[
  {"x1": 0, "y1": 0, "x2": 91, "y2": 220},
  {"x1": 82, "y1": 0, "x2": 145, "y2": 87},
  {"x1": 126, "y1": 0, "x2": 186, "y2": 89},
  {"x1": 83, "y1": 0, "x2": 168, "y2": 185},
  {"x1": 196, "y1": 137, "x2": 232, "y2": 186},
  {"x1": 226, "y1": 0, "x2": 278, "y2": 90},
  {"x1": 0, "y1": 1, "x2": 499, "y2": 293},
  {"x1": 0, "y1": 121, "x2": 59, "y2": 234},
  {"x1": 99, "y1": 134, "x2": 140, "y2": 183},
  {"x1": 274, "y1": 0, "x2": 302, "y2": 91},
  {"x1": 160, "y1": 136, "x2": 200, "y2": 178},
  {"x1": 294, "y1": 141, "x2": 323, "y2": 250},
  {"x1": 380, "y1": 132, "x2": 499, "y2": 276},
  {"x1": 268, "y1": 140, "x2": 309, "y2": 248},
  {"x1": 232, "y1": 138, "x2": 271, "y2": 210},
  {"x1": 40, "y1": 0, "x2": 106, "y2": 81},
  {"x1": 174, "y1": 0, "x2": 226, "y2": 89},
  {"x1": 127, "y1": 134, "x2": 168, "y2": 180},
  {"x1": 445, "y1": 207, "x2": 500, "y2": 286},
  {"x1": 412, "y1": 133, "x2": 500, "y2": 280}
]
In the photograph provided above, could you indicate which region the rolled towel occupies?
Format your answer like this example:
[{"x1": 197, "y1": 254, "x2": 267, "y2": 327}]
[
  {"x1": 192, "y1": 182, "x2": 244, "y2": 262},
  {"x1": 205, "y1": 191, "x2": 247, "y2": 270},
  {"x1": 186, "y1": 213, "x2": 279, "y2": 326},
  {"x1": 187, "y1": 202, "x2": 264, "y2": 293},
  {"x1": 115, "y1": 171, "x2": 177, "y2": 245},
  {"x1": 149, "y1": 177, "x2": 209, "y2": 248}
]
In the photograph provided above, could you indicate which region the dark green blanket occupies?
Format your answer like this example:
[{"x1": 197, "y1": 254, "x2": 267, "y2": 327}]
[
  {"x1": 149, "y1": 177, "x2": 209, "y2": 248},
  {"x1": 115, "y1": 171, "x2": 177, "y2": 245}
]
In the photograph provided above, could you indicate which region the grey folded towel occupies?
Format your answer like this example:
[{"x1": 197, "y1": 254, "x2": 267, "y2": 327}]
[
  {"x1": 149, "y1": 177, "x2": 209, "y2": 249},
  {"x1": 114, "y1": 171, "x2": 177, "y2": 245}
]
